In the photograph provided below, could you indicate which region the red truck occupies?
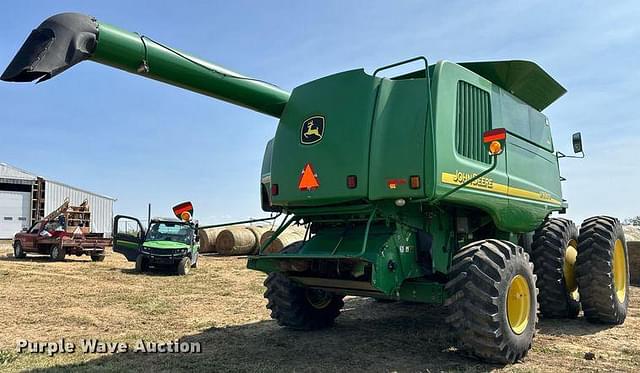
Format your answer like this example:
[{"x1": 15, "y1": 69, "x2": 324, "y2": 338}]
[{"x1": 12, "y1": 200, "x2": 111, "y2": 261}]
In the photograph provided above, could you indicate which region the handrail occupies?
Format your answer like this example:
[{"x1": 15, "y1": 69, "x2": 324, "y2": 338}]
[{"x1": 373, "y1": 56, "x2": 428, "y2": 77}]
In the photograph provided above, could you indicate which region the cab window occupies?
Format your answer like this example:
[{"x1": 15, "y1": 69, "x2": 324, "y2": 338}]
[{"x1": 28, "y1": 222, "x2": 43, "y2": 234}]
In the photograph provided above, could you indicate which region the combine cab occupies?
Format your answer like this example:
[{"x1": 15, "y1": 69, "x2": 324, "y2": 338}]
[{"x1": 3, "y1": 13, "x2": 630, "y2": 363}]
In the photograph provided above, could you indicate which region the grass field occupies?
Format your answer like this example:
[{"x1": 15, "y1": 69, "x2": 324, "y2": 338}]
[{"x1": 0, "y1": 241, "x2": 639, "y2": 372}]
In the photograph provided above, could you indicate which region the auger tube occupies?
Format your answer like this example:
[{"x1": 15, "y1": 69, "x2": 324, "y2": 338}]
[{"x1": 1, "y1": 13, "x2": 290, "y2": 118}]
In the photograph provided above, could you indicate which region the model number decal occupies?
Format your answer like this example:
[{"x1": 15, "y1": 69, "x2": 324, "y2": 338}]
[{"x1": 441, "y1": 171, "x2": 561, "y2": 205}]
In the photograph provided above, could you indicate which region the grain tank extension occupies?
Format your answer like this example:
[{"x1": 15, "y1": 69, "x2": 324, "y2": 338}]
[{"x1": 3, "y1": 13, "x2": 630, "y2": 364}]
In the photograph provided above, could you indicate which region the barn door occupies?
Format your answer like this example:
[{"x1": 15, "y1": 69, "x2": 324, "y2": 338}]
[{"x1": 112, "y1": 215, "x2": 145, "y2": 261}]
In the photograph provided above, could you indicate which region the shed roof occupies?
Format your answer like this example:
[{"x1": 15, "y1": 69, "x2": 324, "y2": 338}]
[
  {"x1": 0, "y1": 162, "x2": 115, "y2": 200},
  {"x1": 0, "y1": 162, "x2": 37, "y2": 181}
]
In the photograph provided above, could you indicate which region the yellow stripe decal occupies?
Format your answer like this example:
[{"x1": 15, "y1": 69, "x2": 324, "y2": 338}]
[{"x1": 441, "y1": 172, "x2": 561, "y2": 205}]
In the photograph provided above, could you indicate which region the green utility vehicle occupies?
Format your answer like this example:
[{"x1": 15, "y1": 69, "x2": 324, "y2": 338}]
[
  {"x1": 3, "y1": 13, "x2": 630, "y2": 363},
  {"x1": 112, "y1": 202, "x2": 199, "y2": 275}
]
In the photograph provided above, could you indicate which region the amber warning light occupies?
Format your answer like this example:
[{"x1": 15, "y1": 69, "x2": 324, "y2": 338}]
[{"x1": 173, "y1": 201, "x2": 194, "y2": 221}]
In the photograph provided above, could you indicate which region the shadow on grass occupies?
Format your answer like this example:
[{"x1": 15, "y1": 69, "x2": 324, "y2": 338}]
[
  {"x1": 0, "y1": 254, "x2": 90, "y2": 263},
  {"x1": 120, "y1": 266, "x2": 182, "y2": 277},
  {"x1": 537, "y1": 316, "x2": 617, "y2": 337},
  {"x1": 27, "y1": 297, "x2": 503, "y2": 372}
]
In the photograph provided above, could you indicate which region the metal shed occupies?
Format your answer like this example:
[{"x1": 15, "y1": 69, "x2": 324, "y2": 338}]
[{"x1": 0, "y1": 162, "x2": 116, "y2": 239}]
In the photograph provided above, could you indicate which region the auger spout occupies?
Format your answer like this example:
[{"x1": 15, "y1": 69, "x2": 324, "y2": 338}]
[{"x1": 1, "y1": 13, "x2": 290, "y2": 118}]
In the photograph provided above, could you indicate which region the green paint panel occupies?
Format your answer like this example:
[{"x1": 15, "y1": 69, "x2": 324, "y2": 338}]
[
  {"x1": 292, "y1": 224, "x2": 392, "y2": 261},
  {"x1": 368, "y1": 77, "x2": 428, "y2": 200},
  {"x1": 271, "y1": 70, "x2": 379, "y2": 206}
]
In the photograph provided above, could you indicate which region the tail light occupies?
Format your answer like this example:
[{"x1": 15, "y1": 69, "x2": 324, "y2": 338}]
[
  {"x1": 271, "y1": 184, "x2": 279, "y2": 196},
  {"x1": 410, "y1": 175, "x2": 421, "y2": 189},
  {"x1": 347, "y1": 175, "x2": 357, "y2": 189}
]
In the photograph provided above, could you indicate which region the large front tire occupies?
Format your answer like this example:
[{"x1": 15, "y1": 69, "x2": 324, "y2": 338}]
[
  {"x1": 532, "y1": 218, "x2": 580, "y2": 318},
  {"x1": 264, "y1": 273, "x2": 344, "y2": 330},
  {"x1": 445, "y1": 239, "x2": 537, "y2": 364},
  {"x1": 576, "y1": 216, "x2": 629, "y2": 324}
]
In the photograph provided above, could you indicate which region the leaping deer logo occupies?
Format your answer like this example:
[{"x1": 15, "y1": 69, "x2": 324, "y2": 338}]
[
  {"x1": 300, "y1": 116, "x2": 325, "y2": 144},
  {"x1": 303, "y1": 121, "x2": 321, "y2": 138}
]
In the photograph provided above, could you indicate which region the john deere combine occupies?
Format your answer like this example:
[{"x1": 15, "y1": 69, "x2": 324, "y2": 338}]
[{"x1": 3, "y1": 13, "x2": 630, "y2": 363}]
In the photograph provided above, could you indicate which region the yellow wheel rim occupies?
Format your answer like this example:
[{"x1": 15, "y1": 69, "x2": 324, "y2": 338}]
[
  {"x1": 563, "y1": 239, "x2": 579, "y2": 300},
  {"x1": 612, "y1": 239, "x2": 627, "y2": 303},
  {"x1": 305, "y1": 289, "x2": 332, "y2": 309},
  {"x1": 507, "y1": 275, "x2": 531, "y2": 335}
]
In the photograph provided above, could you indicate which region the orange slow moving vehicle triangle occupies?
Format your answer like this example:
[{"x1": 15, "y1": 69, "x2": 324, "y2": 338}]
[{"x1": 298, "y1": 163, "x2": 319, "y2": 190}]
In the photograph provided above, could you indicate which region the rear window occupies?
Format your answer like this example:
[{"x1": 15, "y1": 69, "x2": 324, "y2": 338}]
[{"x1": 500, "y1": 90, "x2": 553, "y2": 151}]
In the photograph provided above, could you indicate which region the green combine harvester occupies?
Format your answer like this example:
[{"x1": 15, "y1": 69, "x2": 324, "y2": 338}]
[{"x1": 2, "y1": 13, "x2": 630, "y2": 363}]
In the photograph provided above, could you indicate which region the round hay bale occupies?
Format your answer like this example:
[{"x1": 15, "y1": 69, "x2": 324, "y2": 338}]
[
  {"x1": 246, "y1": 226, "x2": 271, "y2": 254},
  {"x1": 623, "y1": 225, "x2": 640, "y2": 241},
  {"x1": 628, "y1": 241, "x2": 640, "y2": 286},
  {"x1": 260, "y1": 229, "x2": 306, "y2": 254},
  {"x1": 199, "y1": 228, "x2": 222, "y2": 253},
  {"x1": 217, "y1": 227, "x2": 258, "y2": 256}
]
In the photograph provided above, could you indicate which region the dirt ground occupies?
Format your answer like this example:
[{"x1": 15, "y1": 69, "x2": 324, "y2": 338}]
[{"x1": 0, "y1": 241, "x2": 638, "y2": 372}]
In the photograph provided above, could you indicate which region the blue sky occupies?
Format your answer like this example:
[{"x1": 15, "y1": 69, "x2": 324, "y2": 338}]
[{"x1": 1, "y1": 1, "x2": 638, "y2": 224}]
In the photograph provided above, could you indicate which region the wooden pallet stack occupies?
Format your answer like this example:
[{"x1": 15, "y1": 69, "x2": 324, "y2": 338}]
[{"x1": 43, "y1": 198, "x2": 91, "y2": 234}]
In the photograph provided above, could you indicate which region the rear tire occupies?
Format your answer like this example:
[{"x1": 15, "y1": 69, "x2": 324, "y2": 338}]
[
  {"x1": 91, "y1": 255, "x2": 105, "y2": 262},
  {"x1": 445, "y1": 239, "x2": 537, "y2": 364},
  {"x1": 13, "y1": 241, "x2": 26, "y2": 259},
  {"x1": 177, "y1": 257, "x2": 191, "y2": 275},
  {"x1": 531, "y1": 218, "x2": 581, "y2": 319},
  {"x1": 49, "y1": 245, "x2": 66, "y2": 261},
  {"x1": 576, "y1": 216, "x2": 629, "y2": 324},
  {"x1": 264, "y1": 273, "x2": 344, "y2": 330}
]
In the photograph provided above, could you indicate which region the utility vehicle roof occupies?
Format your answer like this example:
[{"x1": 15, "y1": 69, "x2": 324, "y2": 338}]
[
  {"x1": 459, "y1": 60, "x2": 566, "y2": 111},
  {"x1": 151, "y1": 217, "x2": 189, "y2": 224}
]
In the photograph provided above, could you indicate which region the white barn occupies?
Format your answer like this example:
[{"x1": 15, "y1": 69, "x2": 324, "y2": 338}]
[{"x1": 0, "y1": 162, "x2": 116, "y2": 239}]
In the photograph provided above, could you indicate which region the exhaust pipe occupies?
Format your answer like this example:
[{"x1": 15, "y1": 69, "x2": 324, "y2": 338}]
[{"x1": 2, "y1": 13, "x2": 289, "y2": 118}]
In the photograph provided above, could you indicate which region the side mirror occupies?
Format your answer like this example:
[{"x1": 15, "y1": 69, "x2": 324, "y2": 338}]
[
  {"x1": 572, "y1": 132, "x2": 583, "y2": 154},
  {"x1": 21, "y1": 227, "x2": 28, "y2": 232}
]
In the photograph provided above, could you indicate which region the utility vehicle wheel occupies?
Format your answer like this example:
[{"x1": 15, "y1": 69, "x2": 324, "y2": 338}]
[
  {"x1": 532, "y1": 218, "x2": 580, "y2": 319},
  {"x1": 576, "y1": 216, "x2": 629, "y2": 324},
  {"x1": 135, "y1": 255, "x2": 148, "y2": 273},
  {"x1": 264, "y1": 272, "x2": 344, "y2": 330},
  {"x1": 445, "y1": 239, "x2": 537, "y2": 364},
  {"x1": 177, "y1": 257, "x2": 191, "y2": 275},
  {"x1": 49, "y1": 245, "x2": 65, "y2": 261},
  {"x1": 91, "y1": 255, "x2": 105, "y2": 262},
  {"x1": 13, "y1": 241, "x2": 26, "y2": 259},
  {"x1": 191, "y1": 253, "x2": 198, "y2": 268}
]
